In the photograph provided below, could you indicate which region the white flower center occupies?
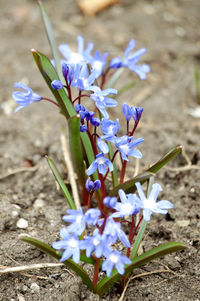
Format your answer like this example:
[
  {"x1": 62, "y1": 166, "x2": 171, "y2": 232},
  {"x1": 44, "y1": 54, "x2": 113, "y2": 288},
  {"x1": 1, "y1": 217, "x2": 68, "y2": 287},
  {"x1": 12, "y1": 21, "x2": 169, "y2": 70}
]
[
  {"x1": 109, "y1": 253, "x2": 119, "y2": 264},
  {"x1": 93, "y1": 238, "x2": 100, "y2": 246},
  {"x1": 68, "y1": 238, "x2": 78, "y2": 249},
  {"x1": 99, "y1": 95, "x2": 104, "y2": 102},
  {"x1": 120, "y1": 144, "x2": 130, "y2": 153},
  {"x1": 76, "y1": 215, "x2": 82, "y2": 223},
  {"x1": 70, "y1": 52, "x2": 84, "y2": 64},
  {"x1": 98, "y1": 158, "x2": 105, "y2": 165},
  {"x1": 108, "y1": 125, "x2": 114, "y2": 134},
  {"x1": 143, "y1": 198, "x2": 156, "y2": 210},
  {"x1": 121, "y1": 202, "x2": 132, "y2": 214},
  {"x1": 93, "y1": 60, "x2": 102, "y2": 72}
]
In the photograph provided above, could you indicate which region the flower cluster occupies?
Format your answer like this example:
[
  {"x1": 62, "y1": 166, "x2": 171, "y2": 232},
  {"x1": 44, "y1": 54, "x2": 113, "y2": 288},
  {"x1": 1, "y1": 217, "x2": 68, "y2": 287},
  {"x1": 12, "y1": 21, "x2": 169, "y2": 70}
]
[
  {"x1": 13, "y1": 35, "x2": 175, "y2": 280},
  {"x1": 53, "y1": 182, "x2": 173, "y2": 276}
]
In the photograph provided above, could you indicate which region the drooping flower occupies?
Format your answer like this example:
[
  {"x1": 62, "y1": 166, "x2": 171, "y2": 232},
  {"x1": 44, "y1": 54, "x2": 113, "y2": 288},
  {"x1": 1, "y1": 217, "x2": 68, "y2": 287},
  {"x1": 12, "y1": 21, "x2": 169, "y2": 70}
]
[
  {"x1": 103, "y1": 196, "x2": 117, "y2": 209},
  {"x1": 109, "y1": 39, "x2": 150, "y2": 80},
  {"x1": 90, "y1": 86, "x2": 118, "y2": 119},
  {"x1": 63, "y1": 207, "x2": 86, "y2": 235},
  {"x1": 113, "y1": 135, "x2": 144, "y2": 161},
  {"x1": 52, "y1": 228, "x2": 80, "y2": 263},
  {"x1": 59, "y1": 35, "x2": 93, "y2": 65},
  {"x1": 12, "y1": 82, "x2": 42, "y2": 113},
  {"x1": 135, "y1": 182, "x2": 174, "y2": 222},
  {"x1": 86, "y1": 153, "x2": 113, "y2": 176},
  {"x1": 102, "y1": 250, "x2": 131, "y2": 277},
  {"x1": 111, "y1": 189, "x2": 142, "y2": 218}
]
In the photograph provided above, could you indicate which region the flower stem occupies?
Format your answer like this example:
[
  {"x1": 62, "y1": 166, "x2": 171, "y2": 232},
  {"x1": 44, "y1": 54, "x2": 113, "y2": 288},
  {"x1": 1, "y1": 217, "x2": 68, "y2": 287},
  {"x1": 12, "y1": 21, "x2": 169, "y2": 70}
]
[
  {"x1": 119, "y1": 160, "x2": 127, "y2": 184},
  {"x1": 93, "y1": 258, "x2": 100, "y2": 291},
  {"x1": 42, "y1": 97, "x2": 59, "y2": 107}
]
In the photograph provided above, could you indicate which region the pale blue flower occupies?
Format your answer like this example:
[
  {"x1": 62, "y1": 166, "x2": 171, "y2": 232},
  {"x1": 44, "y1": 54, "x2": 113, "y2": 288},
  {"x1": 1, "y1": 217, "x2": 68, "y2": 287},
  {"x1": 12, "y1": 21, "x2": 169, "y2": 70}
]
[
  {"x1": 135, "y1": 182, "x2": 174, "y2": 222},
  {"x1": 85, "y1": 208, "x2": 101, "y2": 226},
  {"x1": 86, "y1": 153, "x2": 113, "y2": 176},
  {"x1": 102, "y1": 250, "x2": 131, "y2": 277},
  {"x1": 63, "y1": 207, "x2": 86, "y2": 235},
  {"x1": 112, "y1": 189, "x2": 142, "y2": 218},
  {"x1": 97, "y1": 138, "x2": 109, "y2": 154},
  {"x1": 52, "y1": 228, "x2": 80, "y2": 263},
  {"x1": 13, "y1": 82, "x2": 42, "y2": 113},
  {"x1": 110, "y1": 39, "x2": 150, "y2": 79},
  {"x1": 101, "y1": 118, "x2": 120, "y2": 141},
  {"x1": 90, "y1": 50, "x2": 108, "y2": 78},
  {"x1": 90, "y1": 86, "x2": 118, "y2": 119},
  {"x1": 113, "y1": 135, "x2": 144, "y2": 161},
  {"x1": 59, "y1": 35, "x2": 93, "y2": 65}
]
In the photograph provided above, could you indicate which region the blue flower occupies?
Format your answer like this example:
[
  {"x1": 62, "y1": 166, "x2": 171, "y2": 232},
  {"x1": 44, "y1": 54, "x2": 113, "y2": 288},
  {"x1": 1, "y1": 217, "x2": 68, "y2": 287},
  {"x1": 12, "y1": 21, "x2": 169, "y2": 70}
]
[
  {"x1": 80, "y1": 229, "x2": 112, "y2": 258},
  {"x1": 102, "y1": 250, "x2": 131, "y2": 277},
  {"x1": 72, "y1": 64, "x2": 96, "y2": 91},
  {"x1": 12, "y1": 82, "x2": 42, "y2": 113},
  {"x1": 101, "y1": 118, "x2": 120, "y2": 141},
  {"x1": 111, "y1": 189, "x2": 142, "y2": 218},
  {"x1": 109, "y1": 39, "x2": 150, "y2": 80},
  {"x1": 122, "y1": 103, "x2": 143, "y2": 123},
  {"x1": 59, "y1": 35, "x2": 93, "y2": 65},
  {"x1": 85, "y1": 179, "x2": 101, "y2": 192},
  {"x1": 90, "y1": 50, "x2": 108, "y2": 78},
  {"x1": 103, "y1": 196, "x2": 117, "y2": 209},
  {"x1": 52, "y1": 228, "x2": 80, "y2": 263},
  {"x1": 85, "y1": 208, "x2": 101, "y2": 226},
  {"x1": 97, "y1": 138, "x2": 109, "y2": 154},
  {"x1": 135, "y1": 182, "x2": 174, "y2": 222},
  {"x1": 113, "y1": 135, "x2": 144, "y2": 161},
  {"x1": 90, "y1": 86, "x2": 118, "y2": 119},
  {"x1": 63, "y1": 207, "x2": 86, "y2": 235},
  {"x1": 51, "y1": 80, "x2": 64, "y2": 90},
  {"x1": 103, "y1": 217, "x2": 130, "y2": 248},
  {"x1": 86, "y1": 153, "x2": 113, "y2": 176},
  {"x1": 62, "y1": 63, "x2": 74, "y2": 84}
]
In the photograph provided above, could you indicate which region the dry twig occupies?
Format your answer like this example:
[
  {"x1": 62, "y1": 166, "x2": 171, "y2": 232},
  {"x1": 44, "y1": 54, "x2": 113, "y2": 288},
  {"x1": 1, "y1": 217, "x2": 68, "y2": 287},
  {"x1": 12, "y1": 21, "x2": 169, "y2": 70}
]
[
  {"x1": 0, "y1": 262, "x2": 64, "y2": 274},
  {"x1": 60, "y1": 133, "x2": 80, "y2": 209}
]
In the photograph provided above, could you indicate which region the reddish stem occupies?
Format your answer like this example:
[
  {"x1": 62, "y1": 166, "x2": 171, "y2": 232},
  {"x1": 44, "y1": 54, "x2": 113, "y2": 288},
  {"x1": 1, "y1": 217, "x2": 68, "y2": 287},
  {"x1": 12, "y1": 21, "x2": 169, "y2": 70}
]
[
  {"x1": 119, "y1": 160, "x2": 127, "y2": 184},
  {"x1": 127, "y1": 215, "x2": 134, "y2": 258},
  {"x1": 72, "y1": 94, "x2": 90, "y2": 104},
  {"x1": 93, "y1": 258, "x2": 100, "y2": 291},
  {"x1": 42, "y1": 97, "x2": 59, "y2": 107}
]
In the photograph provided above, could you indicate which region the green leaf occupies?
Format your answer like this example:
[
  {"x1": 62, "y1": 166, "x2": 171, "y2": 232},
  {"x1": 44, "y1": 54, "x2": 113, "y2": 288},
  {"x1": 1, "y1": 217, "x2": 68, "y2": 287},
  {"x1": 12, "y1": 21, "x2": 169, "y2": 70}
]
[
  {"x1": 109, "y1": 171, "x2": 154, "y2": 196},
  {"x1": 68, "y1": 115, "x2": 86, "y2": 187},
  {"x1": 147, "y1": 145, "x2": 182, "y2": 173},
  {"x1": 130, "y1": 220, "x2": 147, "y2": 260},
  {"x1": 96, "y1": 241, "x2": 186, "y2": 296},
  {"x1": 109, "y1": 145, "x2": 182, "y2": 196},
  {"x1": 20, "y1": 236, "x2": 94, "y2": 291},
  {"x1": 32, "y1": 49, "x2": 75, "y2": 119},
  {"x1": 47, "y1": 156, "x2": 76, "y2": 210},
  {"x1": 38, "y1": 0, "x2": 63, "y2": 81},
  {"x1": 117, "y1": 80, "x2": 135, "y2": 96}
]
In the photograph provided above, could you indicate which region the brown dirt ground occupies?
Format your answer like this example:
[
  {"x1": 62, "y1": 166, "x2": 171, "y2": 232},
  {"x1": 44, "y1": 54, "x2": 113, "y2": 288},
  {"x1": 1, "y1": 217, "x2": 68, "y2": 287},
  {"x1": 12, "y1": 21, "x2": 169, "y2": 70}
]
[{"x1": 0, "y1": 0, "x2": 200, "y2": 300}]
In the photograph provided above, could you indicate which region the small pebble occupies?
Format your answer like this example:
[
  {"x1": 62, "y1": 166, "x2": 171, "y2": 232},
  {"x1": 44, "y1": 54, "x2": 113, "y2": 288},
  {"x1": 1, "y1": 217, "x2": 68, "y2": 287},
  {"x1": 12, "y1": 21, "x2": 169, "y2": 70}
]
[
  {"x1": 33, "y1": 199, "x2": 45, "y2": 209},
  {"x1": 176, "y1": 220, "x2": 190, "y2": 227},
  {"x1": 30, "y1": 282, "x2": 40, "y2": 293},
  {"x1": 16, "y1": 218, "x2": 28, "y2": 229},
  {"x1": 22, "y1": 285, "x2": 28, "y2": 292}
]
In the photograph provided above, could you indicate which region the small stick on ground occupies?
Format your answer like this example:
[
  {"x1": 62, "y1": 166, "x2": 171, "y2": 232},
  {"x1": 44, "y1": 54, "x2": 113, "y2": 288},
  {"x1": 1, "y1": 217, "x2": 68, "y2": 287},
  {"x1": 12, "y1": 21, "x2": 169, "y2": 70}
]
[
  {"x1": 165, "y1": 147, "x2": 200, "y2": 172},
  {"x1": 0, "y1": 262, "x2": 64, "y2": 274},
  {"x1": 0, "y1": 165, "x2": 38, "y2": 181},
  {"x1": 119, "y1": 265, "x2": 183, "y2": 301},
  {"x1": 60, "y1": 133, "x2": 80, "y2": 209}
]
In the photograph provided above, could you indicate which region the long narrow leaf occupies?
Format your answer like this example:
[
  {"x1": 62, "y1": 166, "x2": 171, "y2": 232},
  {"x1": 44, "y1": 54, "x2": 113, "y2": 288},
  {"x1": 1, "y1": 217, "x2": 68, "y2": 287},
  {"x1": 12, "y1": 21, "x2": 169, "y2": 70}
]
[
  {"x1": 20, "y1": 236, "x2": 94, "y2": 291},
  {"x1": 109, "y1": 145, "x2": 182, "y2": 196},
  {"x1": 96, "y1": 241, "x2": 186, "y2": 296},
  {"x1": 32, "y1": 50, "x2": 75, "y2": 119},
  {"x1": 130, "y1": 220, "x2": 147, "y2": 260},
  {"x1": 108, "y1": 142, "x2": 118, "y2": 187},
  {"x1": 68, "y1": 115, "x2": 86, "y2": 188},
  {"x1": 47, "y1": 156, "x2": 76, "y2": 209},
  {"x1": 38, "y1": 0, "x2": 63, "y2": 81}
]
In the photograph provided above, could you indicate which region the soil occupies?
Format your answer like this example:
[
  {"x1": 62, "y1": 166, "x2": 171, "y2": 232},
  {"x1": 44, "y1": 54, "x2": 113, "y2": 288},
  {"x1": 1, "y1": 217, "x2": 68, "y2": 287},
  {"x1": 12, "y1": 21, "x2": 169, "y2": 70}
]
[{"x1": 0, "y1": 0, "x2": 200, "y2": 300}]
